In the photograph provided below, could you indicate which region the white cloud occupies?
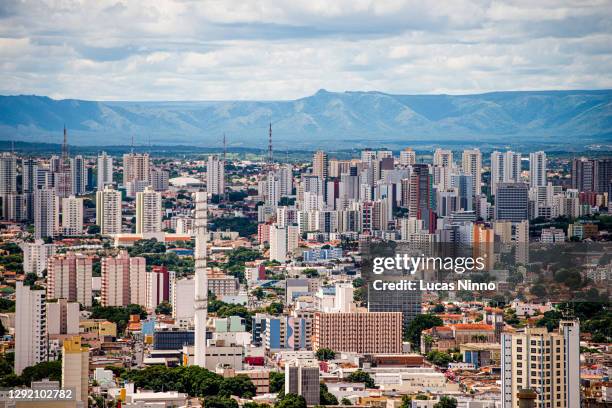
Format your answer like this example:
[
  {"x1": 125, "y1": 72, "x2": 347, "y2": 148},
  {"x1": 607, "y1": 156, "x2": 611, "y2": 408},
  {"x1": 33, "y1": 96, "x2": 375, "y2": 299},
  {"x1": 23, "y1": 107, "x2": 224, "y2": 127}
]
[{"x1": 0, "y1": 0, "x2": 610, "y2": 100}]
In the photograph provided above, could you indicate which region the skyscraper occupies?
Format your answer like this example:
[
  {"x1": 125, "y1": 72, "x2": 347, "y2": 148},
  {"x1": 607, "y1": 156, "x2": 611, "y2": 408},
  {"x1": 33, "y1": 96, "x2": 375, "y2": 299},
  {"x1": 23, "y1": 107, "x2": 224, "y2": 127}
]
[
  {"x1": 193, "y1": 191, "x2": 209, "y2": 367},
  {"x1": 529, "y1": 151, "x2": 547, "y2": 188},
  {"x1": 495, "y1": 183, "x2": 529, "y2": 222},
  {"x1": 15, "y1": 282, "x2": 48, "y2": 375},
  {"x1": 399, "y1": 148, "x2": 416, "y2": 166},
  {"x1": 433, "y1": 148, "x2": 453, "y2": 167},
  {"x1": 97, "y1": 151, "x2": 113, "y2": 190},
  {"x1": 312, "y1": 150, "x2": 328, "y2": 179},
  {"x1": 46, "y1": 252, "x2": 93, "y2": 307},
  {"x1": 136, "y1": 186, "x2": 162, "y2": 234},
  {"x1": 61, "y1": 195, "x2": 83, "y2": 235},
  {"x1": 462, "y1": 149, "x2": 482, "y2": 196},
  {"x1": 0, "y1": 152, "x2": 17, "y2": 219},
  {"x1": 501, "y1": 320, "x2": 580, "y2": 408},
  {"x1": 491, "y1": 151, "x2": 522, "y2": 195},
  {"x1": 572, "y1": 158, "x2": 612, "y2": 194},
  {"x1": 409, "y1": 164, "x2": 434, "y2": 232},
  {"x1": 206, "y1": 154, "x2": 225, "y2": 196},
  {"x1": 54, "y1": 126, "x2": 72, "y2": 198},
  {"x1": 21, "y1": 240, "x2": 56, "y2": 277},
  {"x1": 70, "y1": 155, "x2": 86, "y2": 195},
  {"x1": 96, "y1": 185, "x2": 122, "y2": 235},
  {"x1": 123, "y1": 152, "x2": 150, "y2": 184},
  {"x1": 101, "y1": 250, "x2": 147, "y2": 307},
  {"x1": 34, "y1": 187, "x2": 59, "y2": 239}
]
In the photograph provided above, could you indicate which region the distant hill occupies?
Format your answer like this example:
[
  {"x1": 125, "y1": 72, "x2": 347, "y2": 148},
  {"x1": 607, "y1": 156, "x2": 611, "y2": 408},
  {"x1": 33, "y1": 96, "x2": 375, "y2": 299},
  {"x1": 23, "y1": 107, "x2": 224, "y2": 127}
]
[{"x1": 1, "y1": 89, "x2": 611, "y2": 148}]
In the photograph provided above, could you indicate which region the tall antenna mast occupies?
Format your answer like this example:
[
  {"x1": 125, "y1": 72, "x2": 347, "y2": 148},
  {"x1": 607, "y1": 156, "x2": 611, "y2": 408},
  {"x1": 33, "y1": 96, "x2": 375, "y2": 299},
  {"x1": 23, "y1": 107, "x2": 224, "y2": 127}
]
[
  {"x1": 223, "y1": 133, "x2": 227, "y2": 163},
  {"x1": 62, "y1": 124, "x2": 68, "y2": 160}
]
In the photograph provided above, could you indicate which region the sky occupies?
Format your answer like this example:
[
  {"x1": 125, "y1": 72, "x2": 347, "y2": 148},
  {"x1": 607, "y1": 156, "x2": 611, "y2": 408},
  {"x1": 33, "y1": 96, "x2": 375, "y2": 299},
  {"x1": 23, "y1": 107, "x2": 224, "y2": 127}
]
[{"x1": 1, "y1": 0, "x2": 611, "y2": 101}]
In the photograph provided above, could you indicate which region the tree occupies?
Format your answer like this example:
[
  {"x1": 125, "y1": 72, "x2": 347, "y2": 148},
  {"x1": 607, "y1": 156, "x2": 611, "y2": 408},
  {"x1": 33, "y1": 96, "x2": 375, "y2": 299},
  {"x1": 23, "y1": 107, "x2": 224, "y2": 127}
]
[
  {"x1": 269, "y1": 371, "x2": 285, "y2": 393},
  {"x1": 341, "y1": 397, "x2": 352, "y2": 405},
  {"x1": 434, "y1": 396, "x2": 458, "y2": 408},
  {"x1": 20, "y1": 360, "x2": 62, "y2": 385},
  {"x1": 275, "y1": 393, "x2": 307, "y2": 408},
  {"x1": 87, "y1": 225, "x2": 101, "y2": 234},
  {"x1": 316, "y1": 348, "x2": 336, "y2": 361},
  {"x1": 431, "y1": 304, "x2": 445, "y2": 313},
  {"x1": 303, "y1": 268, "x2": 319, "y2": 278},
  {"x1": 219, "y1": 375, "x2": 256, "y2": 399},
  {"x1": 155, "y1": 301, "x2": 172, "y2": 315},
  {"x1": 346, "y1": 370, "x2": 375, "y2": 388},
  {"x1": 404, "y1": 314, "x2": 443, "y2": 346},
  {"x1": 204, "y1": 396, "x2": 239, "y2": 408},
  {"x1": 530, "y1": 284, "x2": 547, "y2": 298},
  {"x1": 319, "y1": 383, "x2": 338, "y2": 405},
  {"x1": 23, "y1": 272, "x2": 38, "y2": 287},
  {"x1": 266, "y1": 302, "x2": 283, "y2": 316}
]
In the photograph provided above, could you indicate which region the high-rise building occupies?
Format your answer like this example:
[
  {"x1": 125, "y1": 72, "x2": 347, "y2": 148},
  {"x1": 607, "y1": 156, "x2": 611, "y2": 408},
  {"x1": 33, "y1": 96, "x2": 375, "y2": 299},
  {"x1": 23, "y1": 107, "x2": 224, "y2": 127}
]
[
  {"x1": 61, "y1": 195, "x2": 83, "y2": 235},
  {"x1": 96, "y1": 185, "x2": 122, "y2": 235},
  {"x1": 101, "y1": 250, "x2": 146, "y2": 307},
  {"x1": 46, "y1": 252, "x2": 93, "y2": 307},
  {"x1": 285, "y1": 359, "x2": 320, "y2": 406},
  {"x1": 15, "y1": 282, "x2": 48, "y2": 375},
  {"x1": 409, "y1": 164, "x2": 434, "y2": 231},
  {"x1": 150, "y1": 168, "x2": 169, "y2": 192},
  {"x1": 433, "y1": 148, "x2": 453, "y2": 167},
  {"x1": 47, "y1": 299, "x2": 80, "y2": 336},
  {"x1": 147, "y1": 266, "x2": 170, "y2": 310},
  {"x1": 136, "y1": 186, "x2": 161, "y2": 234},
  {"x1": 70, "y1": 155, "x2": 86, "y2": 195},
  {"x1": 529, "y1": 151, "x2": 547, "y2": 188},
  {"x1": 123, "y1": 152, "x2": 150, "y2": 184},
  {"x1": 0, "y1": 152, "x2": 17, "y2": 219},
  {"x1": 491, "y1": 151, "x2": 522, "y2": 195},
  {"x1": 34, "y1": 187, "x2": 59, "y2": 239},
  {"x1": 495, "y1": 183, "x2": 529, "y2": 222},
  {"x1": 501, "y1": 320, "x2": 580, "y2": 408},
  {"x1": 206, "y1": 155, "x2": 225, "y2": 196},
  {"x1": 62, "y1": 336, "x2": 89, "y2": 406},
  {"x1": 97, "y1": 152, "x2": 113, "y2": 190},
  {"x1": 571, "y1": 158, "x2": 612, "y2": 194},
  {"x1": 21, "y1": 240, "x2": 56, "y2": 277},
  {"x1": 193, "y1": 191, "x2": 209, "y2": 368},
  {"x1": 312, "y1": 311, "x2": 403, "y2": 354},
  {"x1": 269, "y1": 224, "x2": 299, "y2": 262},
  {"x1": 22, "y1": 157, "x2": 38, "y2": 221},
  {"x1": 279, "y1": 164, "x2": 293, "y2": 197},
  {"x1": 399, "y1": 148, "x2": 416, "y2": 166},
  {"x1": 313, "y1": 151, "x2": 328, "y2": 179},
  {"x1": 462, "y1": 149, "x2": 482, "y2": 196}
]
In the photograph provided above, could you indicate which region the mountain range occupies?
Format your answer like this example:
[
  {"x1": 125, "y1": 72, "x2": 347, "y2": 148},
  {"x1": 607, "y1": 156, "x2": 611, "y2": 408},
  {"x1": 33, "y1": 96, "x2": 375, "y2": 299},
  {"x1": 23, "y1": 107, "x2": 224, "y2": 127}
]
[{"x1": 1, "y1": 89, "x2": 611, "y2": 149}]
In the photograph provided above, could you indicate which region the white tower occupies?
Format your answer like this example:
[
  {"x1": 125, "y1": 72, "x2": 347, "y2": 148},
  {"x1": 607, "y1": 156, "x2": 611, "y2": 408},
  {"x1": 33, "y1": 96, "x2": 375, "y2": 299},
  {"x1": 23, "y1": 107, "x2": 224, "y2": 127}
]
[{"x1": 193, "y1": 191, "x2": 209, "y2": 367}]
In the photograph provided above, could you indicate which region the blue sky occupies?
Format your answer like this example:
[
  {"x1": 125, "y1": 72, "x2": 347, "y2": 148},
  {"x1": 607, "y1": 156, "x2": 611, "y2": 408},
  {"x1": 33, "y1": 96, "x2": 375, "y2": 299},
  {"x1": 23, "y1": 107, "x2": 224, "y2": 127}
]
[{"x1": 1, "y1": 0, "x2": 611, "y2": 100}]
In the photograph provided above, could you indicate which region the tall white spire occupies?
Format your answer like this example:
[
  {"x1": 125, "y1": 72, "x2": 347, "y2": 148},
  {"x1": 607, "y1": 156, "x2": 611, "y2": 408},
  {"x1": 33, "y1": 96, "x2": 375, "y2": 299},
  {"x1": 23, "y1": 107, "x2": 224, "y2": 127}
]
[{"x1": 193, "y1": 190, "x2": 209, "y2": 367}]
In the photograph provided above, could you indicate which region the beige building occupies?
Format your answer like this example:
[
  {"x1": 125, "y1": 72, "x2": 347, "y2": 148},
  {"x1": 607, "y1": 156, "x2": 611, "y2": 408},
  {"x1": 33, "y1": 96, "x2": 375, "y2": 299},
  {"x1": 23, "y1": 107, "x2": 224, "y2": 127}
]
[
  {"x1": 312, "y1": 151, "x2": 328, "y2": 179},
  {"x1": 47, "y1": 299, "x2": 80, "y2": 336},
  {"x1": 501, "y1": 321, "x2": 580, "y2": 408},
  {"x1": 312, "y1": 311, "x2": 403, "y2": 354},
  {"x1": 46, "y1": 252, "x2": 93, "y2": 307},
  {"x1": 101, "y1": 250, "x2": 146, "y2": 307},
  {"x1": 135, "y1": 186, "x2": 162, "y2": 234},
  {"x1": 62, "y1": 336, "x2": 89, "y2": 407},
  {"x1": 96, "y1": 185, "x2": 122, "y2": 235}
]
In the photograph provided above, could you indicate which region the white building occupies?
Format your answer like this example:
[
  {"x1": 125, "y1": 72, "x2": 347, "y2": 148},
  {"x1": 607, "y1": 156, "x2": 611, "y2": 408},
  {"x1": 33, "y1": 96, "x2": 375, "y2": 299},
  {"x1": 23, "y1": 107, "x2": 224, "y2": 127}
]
[
  {"x1": 61, "y1": 195, "x2": 83, "y2": 235},
  {"x1": 34, "y1": 187, "x2": 59, "y2": 239},
  {"x1": 97, "y1": 151, "x2": 113, "y2": 190},
  {"x1": 15, "y1": 282, "x2": 48, "y2": 375},
  {"x1": 490, "y1": 151, "x2": 522, "y2": 195},
  {"x1": 136, "y1": 186, "x2": 162, "y2": 234},
  {"x1": 21, "y1": 240, "x2": 56, "y2": 277},
  {"x1": 269, "y1": 224, "x2": 299, "y2": 262},
  {"x1": 206, "y1": 154, "x2": 225, "y2": 196},
  {"x1": 462, "y1": 149, "x2": 482, "y2": 196},
  {"x1": 399, "y1": 148, "x2": 416, "y2": 166},
  {"x1": 529, "y1": 151, "x2": 547, "y2": 188},
  {"x1": 171, "y1": 277, "x2": 195, "y2": 325},
  {"x1": 96, "y1": 185, "x2": 122, "y2": 235}
]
